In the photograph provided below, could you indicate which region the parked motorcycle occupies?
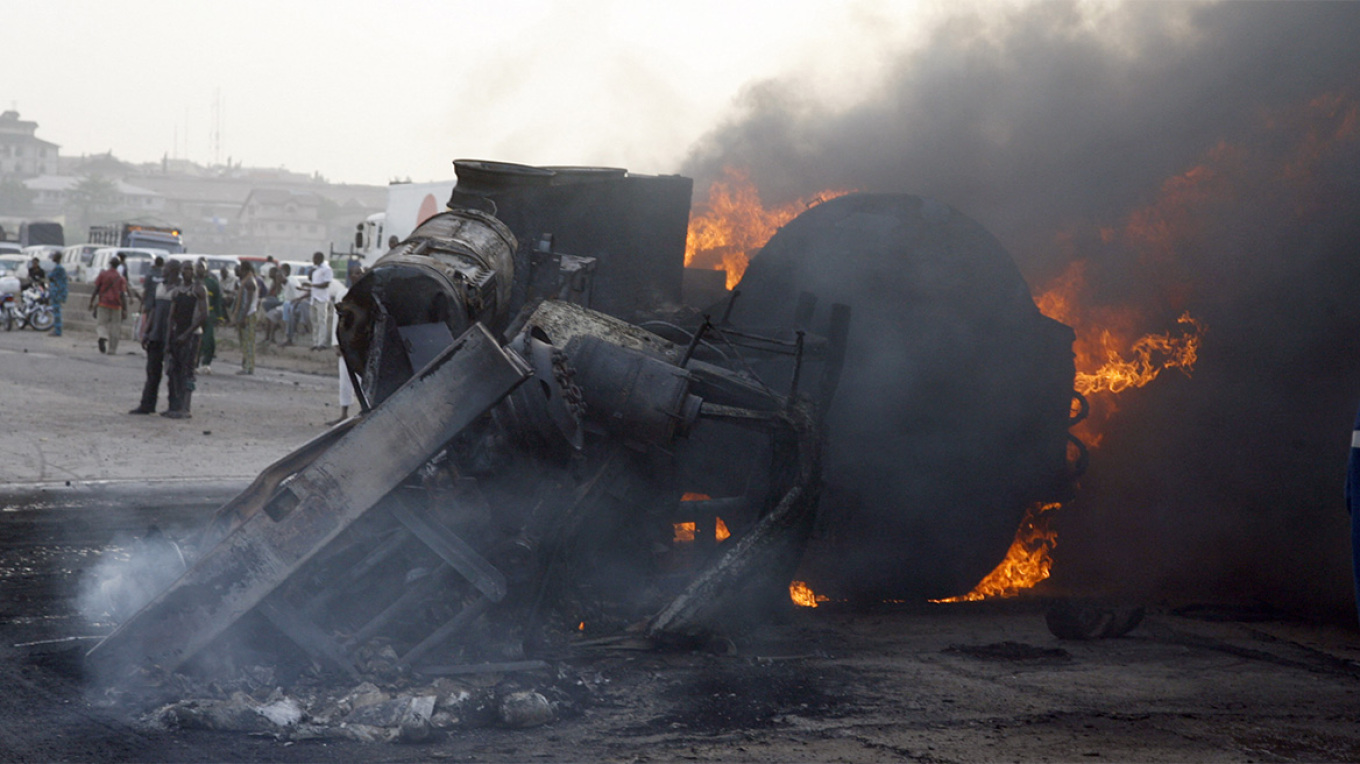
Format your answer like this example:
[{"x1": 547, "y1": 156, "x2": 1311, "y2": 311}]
[
  {"x1": 11, "y1": 285, "x2": 54, "y2": 332},
  {"x1": 1, "y1": 291, "x2": 17, "y2": 331}
]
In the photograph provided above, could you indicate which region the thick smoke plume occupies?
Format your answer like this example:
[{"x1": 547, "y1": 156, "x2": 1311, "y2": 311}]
[{"x1": 682, "y1": 1, "x2": 1360, "y2": 618}]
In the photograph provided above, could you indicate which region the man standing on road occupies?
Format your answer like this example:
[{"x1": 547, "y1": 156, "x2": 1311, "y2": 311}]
[
  {"x1": 130, "y1": 259, "x2": 180, "y2": 415},
  {"x1": 278, "y1": 263, "x2": 303, "y2": 346},
  {"x1": 306, "y1": 251, "x2": 332, "y2": 350},
  {"x1": 47, "y1": 252, "x2": 67, "y2": 337},
  {"x1": 163, "y1": 263, "x2": 208, "y2": 419},
  {"x1": 233, "y1": 261, "x2": 261, "y2": 376},
  {"x1": 196, "y1": 260, "x2": 223, "y2": 374},
  {"x1": 89, "y1": 257, "x2": 127, "y2": 354}
]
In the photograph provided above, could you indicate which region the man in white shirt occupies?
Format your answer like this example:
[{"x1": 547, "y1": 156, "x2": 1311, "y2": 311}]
[{"x1": 306, "y1": 251, "x2": 333, "y2": 350}]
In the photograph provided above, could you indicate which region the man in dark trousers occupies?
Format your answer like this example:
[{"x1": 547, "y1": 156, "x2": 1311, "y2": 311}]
[
  {"x1": 195, "y1": 260, "x2": 223, "y2": 374},
  {"x1": 130, "y1": 259, "x2": 180, "y2": 415},
  {"x1": 163, "y1": 263, "x2": 208, "y2": 419}
]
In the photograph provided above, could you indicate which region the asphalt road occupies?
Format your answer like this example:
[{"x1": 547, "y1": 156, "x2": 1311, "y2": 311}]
[{"x1": 5, "y1": 324, "x2": 1360, "y2": 762}]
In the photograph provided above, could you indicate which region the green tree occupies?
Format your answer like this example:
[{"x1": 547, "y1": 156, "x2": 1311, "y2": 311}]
[{"x1": 0, "y1": 176, "x2": 35, "y2": 216}]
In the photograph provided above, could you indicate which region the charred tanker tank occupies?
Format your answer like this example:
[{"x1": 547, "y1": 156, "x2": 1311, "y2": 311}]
[{"x1": 728, "y1": 193, "x2": 1081, "y2": 600}]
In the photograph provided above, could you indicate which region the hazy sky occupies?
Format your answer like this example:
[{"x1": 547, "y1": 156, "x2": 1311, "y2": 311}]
[{"x1": 5, "y1": 0, "x2": 928, "y2": 185}]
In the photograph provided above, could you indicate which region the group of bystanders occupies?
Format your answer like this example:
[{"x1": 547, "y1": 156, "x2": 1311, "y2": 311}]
[
  {"x1": 106, "y1": 252, "x2": 358, "y2": 423},
  {"x1": 128, "y1": 259, "x2": 208, "y2": 419}
]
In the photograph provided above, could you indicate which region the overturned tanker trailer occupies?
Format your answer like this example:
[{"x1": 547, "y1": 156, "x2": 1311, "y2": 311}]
[
  {"x1": 727, "y1": 193, "x2": 1083, "y2": 600},
  {"x1": 85, "y1": 161, "x2": 1081, "y2": 680},
  {"x1": 87, "y1": 193, "x2": 838, "y2": 680}
]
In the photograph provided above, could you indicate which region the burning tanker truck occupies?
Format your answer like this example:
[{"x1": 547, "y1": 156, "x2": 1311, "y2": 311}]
[{"x1": 86, "y1": 161, "x2": 1081, "y2": 681}]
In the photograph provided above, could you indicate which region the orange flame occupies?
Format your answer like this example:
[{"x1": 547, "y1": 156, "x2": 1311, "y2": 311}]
[
  {"x1": 672, "y1": 522, "x2": 696, "y2": 543},
  {"x1": 685, "y1": 167, "x2": 853, "y2": 289},
  {"x1": 673, "y1": 493, "x2": 732, "y2": 543},
  {"x1": 1074, "y1": 313, "x2": 1204, "y2": 397},
  {"x1": 789, "y1": 580, "x2": 826, "y2": 608},
  {"x1": 932, "y1": 503, "x2": 1060, "y2": 603},
  {"x1": 940, "y1": 129, "x2": 1227, "y2": 604}
]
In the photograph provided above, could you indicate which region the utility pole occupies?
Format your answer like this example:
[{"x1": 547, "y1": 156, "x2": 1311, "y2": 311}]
[{"x1": 212, "y1": 88, "x2": 223, "y2": 167}]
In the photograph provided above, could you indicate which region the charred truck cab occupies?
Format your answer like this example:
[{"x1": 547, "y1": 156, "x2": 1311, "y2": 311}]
[
  {"x1": 87, "y1": 159, "x2": 1081, "y2": 681},
  {"x1": 338, "y1": 208, "x2": 518, "y2": 407}
]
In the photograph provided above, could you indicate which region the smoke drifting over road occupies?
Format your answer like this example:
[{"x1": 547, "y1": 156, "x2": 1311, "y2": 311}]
[{"x1": 682, "y1": 2, "x2": 1360, "y2": 617}]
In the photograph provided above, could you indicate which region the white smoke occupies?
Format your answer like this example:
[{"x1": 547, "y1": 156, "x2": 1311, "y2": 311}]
[{"x1": 78, "y1": 529, "x2": 188, "y2": 629}]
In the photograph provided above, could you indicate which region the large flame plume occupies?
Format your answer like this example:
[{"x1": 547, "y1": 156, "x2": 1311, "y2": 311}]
[
  {"x1": 685, "y1": 166, "x2": 852, "y2": 289},
  {"x1": 944, "y1": 87, "x2": 1358, "y2": 602},
  {"x1": 686, "y1": 145, "x2": 1227, "y2": 605}
]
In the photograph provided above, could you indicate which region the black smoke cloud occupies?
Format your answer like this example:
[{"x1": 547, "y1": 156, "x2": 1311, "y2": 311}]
[{"x1": 681, "y1": 1, "x2": 1360, "y2": 618}]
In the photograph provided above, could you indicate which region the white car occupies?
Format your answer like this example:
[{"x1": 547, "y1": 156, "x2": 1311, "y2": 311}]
[
  {"x1": 87, "y1": 248, "x2": 166, "y2": 304},
  {"x1": 0, "y1": 252, "x2": 47, "y2": 286},
  {"x1": 0, "y1": 255, "x2": 24, "y2": 287},
  {"x1": 63, "y1": 244, "x2": 104, "y2": 282},
  {"x1": 168, "y1": 253, "x2": 241, "y2": 278}
]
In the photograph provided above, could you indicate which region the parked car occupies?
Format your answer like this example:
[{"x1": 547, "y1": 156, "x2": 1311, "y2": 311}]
[
  {"x1": 278, "y1": 260, "x2": 316, "y2": 279},
  {"x1": 168, "y1": 253, "x2": 240, "y2": 277},
  {"x1": 0, "y1": 243, "x2": 21, "y2": 256},
  {"x1": 0, "y1": 253, "x2": 45, "y2": 286},
  {"x1": 88, "y1": 248, "x2": 164, "y2": 305},
  {"x1": 64, "y1": 244, "x2": 105, "y2": 282},
  {"x1": 22, "y1": 244, "x2": 63, "y2": 260},
  {"x1": 0, "y1": 256, "x2": 24, "y2": 284}
]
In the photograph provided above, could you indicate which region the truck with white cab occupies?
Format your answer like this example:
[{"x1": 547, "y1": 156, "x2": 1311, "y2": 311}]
[{"x1": 351, "y1": 180, "x2": 454, "y2": 267}]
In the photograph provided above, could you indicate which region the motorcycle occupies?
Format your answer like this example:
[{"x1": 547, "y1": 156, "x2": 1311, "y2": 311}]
[
  {"x1": 0, "y1": 292, "x2": 17, "y2": 331},
  {"x1": 11, "y1": 285, "x2": 54, "y2": 332}
]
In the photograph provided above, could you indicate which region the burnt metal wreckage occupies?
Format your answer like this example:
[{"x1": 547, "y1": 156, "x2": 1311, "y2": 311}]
[{"x1": 86, "y1": 160, "x2": 1086, "y2": 684}]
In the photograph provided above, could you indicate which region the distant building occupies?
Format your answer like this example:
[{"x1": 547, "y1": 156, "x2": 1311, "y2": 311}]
[
  {"x1": 15, "y1": 138, "x2": 383, "y2": 253},
  {"x1": 238, "y1": 188, "x2": 329, "y2": 258},
  {"x1": 24, "y1": 175, "x2": 164, "y2": 213},
  {"x1": 0, "y1": 111, "x2": 59, "y2": 178}
]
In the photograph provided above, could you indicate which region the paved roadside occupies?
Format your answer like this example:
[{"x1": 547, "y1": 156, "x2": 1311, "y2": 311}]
[{"x1": 0, "y1": 322, "x2": 346, "y2": 484}]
